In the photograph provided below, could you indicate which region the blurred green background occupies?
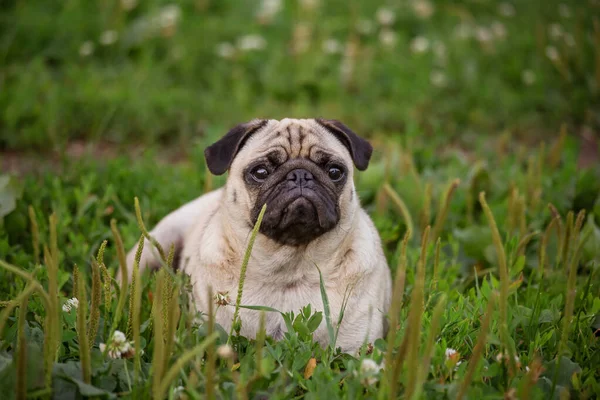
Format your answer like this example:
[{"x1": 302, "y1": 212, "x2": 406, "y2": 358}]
[{"x1": 1, "y1": 0, "x2": 599, "y2": 155}]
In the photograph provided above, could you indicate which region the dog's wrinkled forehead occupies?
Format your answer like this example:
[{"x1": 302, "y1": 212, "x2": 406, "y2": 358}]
[
  {"x1": 204, "y1": 118, "x2": 372, "y2": 175},
  {"x1": 240, "y1": 119, "x2": 348, "y2": 164}
]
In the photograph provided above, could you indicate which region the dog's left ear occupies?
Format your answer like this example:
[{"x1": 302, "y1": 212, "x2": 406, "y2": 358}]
[
  {"x1": 316, "y1": 119, "x2": 373, "y2": 171},
  {"x1": 204, "y1": 119, "x2": 269, "y2": 175}
]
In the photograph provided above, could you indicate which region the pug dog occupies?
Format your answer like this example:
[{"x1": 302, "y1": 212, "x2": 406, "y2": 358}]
[{"x1": 125, "y1": 118, "x2": 391, "y2": 353}]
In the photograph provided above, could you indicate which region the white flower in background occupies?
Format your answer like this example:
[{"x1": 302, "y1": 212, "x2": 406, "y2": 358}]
[
  {"x1": 237, "y1": 34, "x2": 267, "y2": 51},
  {"x1": 120, "y1": 0, "x2": 137, "y2": 11},
  {"x1": 159, "y1": 5, "x2": 181, "y2": 29},
  {"x1": 433, "y1": 41, "x2": 447, "y2": 64},
  {"x1": 216, "y1": 344, "x2": 235, "y2": 359},
  {"x1": 412, "y1": 0, "x2": 435, "y2": 19},
  {"x1": 558, "y1": 4, "x2": 571, "y2": 18},
  {"x1": 521, "y1": 69, "x2": 536, "y2": 85},
  {"x1": 62, "y1": 297, "x2": 79, "y2": 313},
  {"x1": 291, "y1": 23, "x2": 311, "y2": 54},
  {"x1": 376, "y1": 8, "x2": 396, "y2": 26},
  {"x1": 549, "y1": 23, "x2": 564, "y2": 40},
  {"x1": 545, "y1": 45, "x2": 559, "y2": 61},
  {"x1": 454, "y1": 23, "x2": 472, "y2": 40},
  {"x1": 256, "y1": 0, "x2": 283, "y2": 21},
  {"x1": 379, "y1": 29, "x2": 397, "y2": 48},
  {"x1": 445, "y1": 348, "x2": 458, "y2": 359},
  {"x1": 99, "y1": 30, "x2": 118, "y2": 46},
  {"x1": 299, "y1": 0, "x2": 319, "y2": 11},
  {"x1": 491, "y1": 21, "x2": 507, "y2": 39},
  {"x1": 475, "y1": 27, "x2": 493, "y2": 43},
  {"x1": 354, "y1": 358, "x2": 381, "y2": 386},
  {"x1": 356, "y1": 19, "x2": 374, "y2": 35},
  {"x1": 322, "y1": 38, "x2": 343, "y2": 54},
  {"x1": 564, "y1": 33, "x2": 576, "y2": 48},
  {"x1": 79, "y1": 41, "x2": 95, "y2": 57},
  {"x1": 99, "y1": 330, "x2": 135, "y2": 359},
  {"x1": 173, "y1": 386, "x2": 185, "y2": 399},
  {"x1": 410, "y1": 36, "x2": 430, "y2": 53},
  {"x1": 498, "y1": 2, "x2": 516, "y2": 18},
  {"x1": 216, "y1": 42, "x2": 236, "y2": 59},
  {"x1": 430, "y1": 70, "x2": 447, "y2": 87}
]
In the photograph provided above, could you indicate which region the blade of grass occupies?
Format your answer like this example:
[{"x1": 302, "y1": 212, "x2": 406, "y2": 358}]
[
  {"x1": 28, "y1": 206, "x2": 40, "y2": 265},
  {"x1": 134, "y1": 196, "x2": 167, "y2": 263},
  {"x1": 405, "y1": 226, "x2": 430, "y2": 397},
  {"x1": 479, "y1": 192, "x2": 516, "y2": 374},
  {"x1": 16, "y1": 293, "x2": 29, "y2": 400},
  {"x1": 410, "y1": 293, "x2": 447, "y2": 400},
  {"x1": 156, "y1": 332, "x2": 219, "y2": 400},
  {"x1": 382, "y1": 230, "x2": 410, "y2": 400},
  {"x1": 228, "y1": 204, "x2": 267, "y2": 343},
  {"x1": 456, "y1": 292, "x2": 497, "y2": 400},
  {"x1": 431, "y1": 179, "x2": 460, "y2": 242},
  {"x1": 76, "y1": 273, "x2": 91, "y2": 384},
  {"x1": 383, "y1": 183, "x2": 414, "y2": 240}
]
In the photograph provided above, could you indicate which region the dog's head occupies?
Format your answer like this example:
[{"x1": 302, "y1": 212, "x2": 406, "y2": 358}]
[{"x1": 204, "y1": 118, "x2": 372, "y2": 246}]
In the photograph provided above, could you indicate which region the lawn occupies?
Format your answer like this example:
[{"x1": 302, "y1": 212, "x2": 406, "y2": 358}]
[{"x1": 1, "y1": 0, "x2": 599, "y2": 399}]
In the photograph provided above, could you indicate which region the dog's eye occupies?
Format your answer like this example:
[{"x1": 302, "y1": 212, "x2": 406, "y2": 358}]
[
  {"x1": 328, "y1": 166, "x2": 344, "y2": 182},
  {"x1": 250, "y1": 166, "x2": 270, "y2": 182}
]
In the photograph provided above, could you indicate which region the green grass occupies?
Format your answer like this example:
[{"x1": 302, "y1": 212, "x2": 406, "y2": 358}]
[
  {"x1": 1, "y1": 0, "x2": 599, "y2": 150},
  {"x1": 0, "y1": 129, "x2": 599, "y2": 399},
  {"x1": 1, "y1": 0, "x2": 600, "y2": 399}
]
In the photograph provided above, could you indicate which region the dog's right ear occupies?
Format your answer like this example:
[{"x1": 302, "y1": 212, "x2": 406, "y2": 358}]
[{"x1": 204, "y1": 119, "x2": 269, "y2": 175}]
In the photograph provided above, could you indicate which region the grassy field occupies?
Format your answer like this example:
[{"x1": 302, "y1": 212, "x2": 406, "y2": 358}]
[{"x1": 1, "y1": 0, "x2": 600, "y2": 399}]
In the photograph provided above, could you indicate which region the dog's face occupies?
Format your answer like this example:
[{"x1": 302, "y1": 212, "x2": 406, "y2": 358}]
[{"x1": 204, "y1": 118, "x2": 372, "y2": 246}]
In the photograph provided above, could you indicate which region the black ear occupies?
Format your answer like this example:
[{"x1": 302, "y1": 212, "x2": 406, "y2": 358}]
[
  {"x1": 316, "y1": 119, "x2": 373, "y2": 171},
  {"x1": 204, "y1": 119, "x2": 269, "y2": 175}
]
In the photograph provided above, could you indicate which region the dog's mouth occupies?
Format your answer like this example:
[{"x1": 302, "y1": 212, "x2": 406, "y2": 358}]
[{"x1": 253, "y1": 182, "x2": 340, "y2": 246}]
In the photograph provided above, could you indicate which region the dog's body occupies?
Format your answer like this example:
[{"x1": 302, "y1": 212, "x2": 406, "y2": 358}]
[{"x1": 126, "y1": 118, "x2": 391, "y2": 353}]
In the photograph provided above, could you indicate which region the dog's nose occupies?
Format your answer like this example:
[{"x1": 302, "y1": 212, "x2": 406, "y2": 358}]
[{"x1": 287, "y1": 169, "x2": 313, "y2": 185}]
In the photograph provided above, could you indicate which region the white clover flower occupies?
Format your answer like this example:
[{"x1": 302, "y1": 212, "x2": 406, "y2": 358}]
[
  {"x1": 216, "y1": 344, "x2": 234, "y2": 359},
  {"x1": 475, "y1": 27, "x2": 493, "y2": 43},
  {"x1": 491, "y1": 21, "x2": 507, "y2": 39},
  {"x1": 100, "y1": 330, "x2": 135, "y2": 359},
  {"x1": 79, "y1": 41, "x2": 94, "y2": 57},
  {"x1": 454, "y1": 23, "x2": 472, "y2": 40},
  {"x1": 376, "y1": 8, "x2": 396, "y2": 26},
  {"x1": 430, "y1": 70, "x2": 447, "y2": 87},
  {"x1": 410, "y1": 36, "x2": 430, "y2": 53},
  {"x1": 521, "y1": 69, "x2": 536, "y2": 85},
  {"x1": 62, "y1": 297, "x2": 79, "y2": 313},
  {"x1": 120, "y1": 0, "x2": 137, "y2": 11},
  {"x1": 354, "y1": 359, "x2": 381, "y2": 386},
  {"x1": 545, "y1": 46, "x2": 559, "y2": 61},
  {"x1": 549, "y1": 23, "x2": 564, "y2": 40},
  {"x1": 412, "y1": 0, "x2": 435, "y2": 20},
  {"x1": 379, "y1": 29, "x2": 397, "y2": 48},
  {"x1": 237, "y1": 34, "x2": 267, "y2": 51},
  {"x1": 173, "y1": 386, "x2": 185, "y2": 399},
  {"x1": 498, "y1": 2, "x2": 516, "y2": 17},
  {"x1": 445, "y1": 348, "x2": 458, "y2": 359},
  {"x1": 564, "y1": 33, "x2": 576, "y2": 48},
  {"x1": 356, "y1": 19, "x2": 374, "y2": 35},
  {"x1": 558, "y1": 4, "x2": 571, "y2": 18},
  {"x1": 322, "y1": 38, "x2": 342, "y2": 54},
  {"x1": 99, "y1": 30, "x2": 118, "y2": 46},
  {"x1": 159, "y1": 5, "x2": 181, "y2": 29},
  {"x1": 526, "y1": 366, "x2": 530, "y2": 372},
  {"x1": 256, "y1": 0, "x2": 282, "y2": 21},
  {"x1": 299, "y1": 0, "x2": 319, "y2": 11},
  {"x1": 433, "y1": 40, "x2": 446, "y2": 60},
  {"x1": 214, "y1": 291, "x2": 231, "y2": 306},
  {"x1": 216, "y1": 42, "x2": 236, "y2": 59}
]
